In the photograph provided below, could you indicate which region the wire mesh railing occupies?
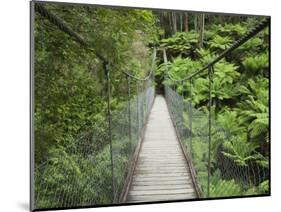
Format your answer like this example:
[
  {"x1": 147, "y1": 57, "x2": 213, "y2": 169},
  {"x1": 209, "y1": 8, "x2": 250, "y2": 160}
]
[
  {"x1": 32, "y1": 2, "x2": 156, "y2": 209},
  {"x1": 111, "y1": 84, "x2": 155, "y2": 201},
  {"x1": 34, "y1": 83, "x2": 155, "y2": 208},
  {"x1": 164, "y1": 18, "x2": 270, "y2": 198},
  {"x1": 165, "y1": 85, "x2": 269, "y2": 198}
]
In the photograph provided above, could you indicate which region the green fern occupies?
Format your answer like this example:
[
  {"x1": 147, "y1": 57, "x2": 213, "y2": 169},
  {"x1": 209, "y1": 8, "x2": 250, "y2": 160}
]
[
  {"x1": 222, "y1": 136, "x2": 263, "y2": 167},
  {"x1": 218, "y1": 23, "x2": 247, "y2": 37},
  {"x1": 210, "y1": 179, "x2": 241, "y2": 197},
  {"x1": 196, "y1": 48, "x2": 216, "y2": 64},
  {"x1": 160, "y1": 31, "x2": 199, "y2": 52},
  {"x1": 243, "y1": 52, "x2": 268, "y2": 74},
  {"x1": 217, "y1": 110, "x2": 246, "y2": 135},
  {"x1": 208, "y1": 35, "x2": 233, "y2": 51},
  {"x1": 244, "y1": 180, "x2": 269, "y2": 195},
  {"x1": 209, "y1": 169, "x2": 242, "y2": 197},
  {"x1": 237, "y1": 77, "x2": 269, "y2": 140}
]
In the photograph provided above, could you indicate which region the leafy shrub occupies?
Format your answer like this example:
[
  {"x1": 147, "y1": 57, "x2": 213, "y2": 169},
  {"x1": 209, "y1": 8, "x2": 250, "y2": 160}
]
[
  {"x1": 160, "y1": 31, "x2": 199, "y2": 56},
  {"x1": 169, "y1": 57, "x2": 201, "y2": 79}
]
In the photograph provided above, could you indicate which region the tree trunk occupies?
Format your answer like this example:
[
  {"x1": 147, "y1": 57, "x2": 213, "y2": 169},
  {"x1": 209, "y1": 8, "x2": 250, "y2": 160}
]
[
  {"x1": 194, "y1": 14, "x2": 198, "y2": 32},
  {"x1": 172, "y1": 12, "x2": 177, "y2": 33},
  {"x1": 184, "y1": 12, "x2": 189, "y2": 32},
  {"x1": 168, "y1": 13, "x2": 173, "y2": 35},
  {"x1": 199, "y1": 13, "x2": 205, "y2": 48},
  {"x1": 180, "y1": 13, "x2": 183, "y2": 32}
]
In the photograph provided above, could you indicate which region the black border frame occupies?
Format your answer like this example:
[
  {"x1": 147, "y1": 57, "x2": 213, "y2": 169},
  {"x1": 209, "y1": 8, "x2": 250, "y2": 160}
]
[{"x1": 30, "y1": 1, "x2": 271, "y2": 211}]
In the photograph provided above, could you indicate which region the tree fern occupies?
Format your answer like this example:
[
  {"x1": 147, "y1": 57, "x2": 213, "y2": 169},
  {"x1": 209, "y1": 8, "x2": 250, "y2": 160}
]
[
  {"x1": 208, "y1": 169, "x2": 242, "y2": 197},
  {"x1": 222, "y1": 136, "x2": 264, "y2": 167},
  {"x1": 242, "y1": 52, "x2": 268, "y2": 75},
  {"x1": 208, "y1": 35, "x2": 233, "y2": 51}
]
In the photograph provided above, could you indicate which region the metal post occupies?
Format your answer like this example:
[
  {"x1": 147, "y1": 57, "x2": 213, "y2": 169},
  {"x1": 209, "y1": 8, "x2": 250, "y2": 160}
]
[
  {"x1": 141, "y1": 81, "x2": 144, "y2": 123},
  {"x1": 30, "y1": 2, "x2": 35, "y2": 210},
  {"x1": 136, "y1": 82, "x2": 140, "y2": 136},
  {"x1": 163, "y1": 48, "x2": 168, "y2": 98},
  {"x1": 189, "y1": 78, "x2": 193, "y2": 157},
  {"x1": 151, "y1": 49, "x2": 156, "y2": 88},
  {"x1": 181, "y1": 80, "x2": 185, "y2": 138},
  {"x1": 105, "y1": 62, "x2": 115, "y2": 202},
  {"x1": 139, "y1": 82, "x2": 142, "y2": 128},
  {"x1": 181, "y1": 81, "x2": 184, "y2": 97},
  {"x1": 127, "y1": 76, "x2": 132, "y2": 156},
  {"x1": 207, "y1": 65, "x2": 213, "y2": 198},
  {"x1": 143, "y1": 81, "x2": 146, "y2": 120}
]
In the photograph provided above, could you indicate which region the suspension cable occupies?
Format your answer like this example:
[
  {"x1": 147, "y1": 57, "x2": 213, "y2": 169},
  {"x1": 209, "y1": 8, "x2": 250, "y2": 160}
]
[
  {"x1": 35, "y1": 2, "x2": 156, "y2": 81},
  {"x1": 165, "y1": 18, "x2": 270, "y2": 82}
]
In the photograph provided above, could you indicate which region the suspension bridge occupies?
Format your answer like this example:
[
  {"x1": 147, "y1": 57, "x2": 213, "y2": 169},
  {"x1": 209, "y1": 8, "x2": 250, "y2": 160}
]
[
  {"x1": 126, "y1": 95, "x2": 197, "y2": 203},
  {"x1": 32, "y1": 3, "x2": 269, "y2": 210}
]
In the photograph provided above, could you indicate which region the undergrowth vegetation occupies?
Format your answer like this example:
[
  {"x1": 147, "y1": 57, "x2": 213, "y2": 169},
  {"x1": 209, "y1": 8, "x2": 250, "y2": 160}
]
[{"x1": 157, "y1": 20, "x2": 269, "y2": 197}]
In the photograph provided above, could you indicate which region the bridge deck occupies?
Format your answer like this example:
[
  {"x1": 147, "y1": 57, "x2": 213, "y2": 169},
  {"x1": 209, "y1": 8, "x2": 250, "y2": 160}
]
[{"x1": 126, "y1": 95, "x2": 197, "y2": 203}]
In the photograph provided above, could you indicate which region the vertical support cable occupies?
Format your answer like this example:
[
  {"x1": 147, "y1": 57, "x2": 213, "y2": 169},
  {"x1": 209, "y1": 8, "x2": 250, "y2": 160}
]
[
  {"x1": 181, "y1": 80, "x2": 185, "y2": 139},
  {"x1": 163, "y1": 48, "x2": 168, "y2": 70},
  {"x1": 126, "y1": 76, "x2": 132, "y2": 156},
  {"x1": 163, "y1": 48, "x2": 168, "y2": 98},
  {"x1": 207, "y1": 65, "x2": 213, "y2": 198},
  {"x1": 139, "y1": 81, "x2": 142, "y2": 129},
  {"x1": 30, "y1": 1, "x2": 35, "y2": 210},
  {"x1": 142, "y1": 81, "x2": 145, "y2": 123},
  {"x1": 181, "y1": 81, "x2": 184, "y2": 97},
  {"x1": 136, "y1": 82, "x2": 140, "y2": 136},
  {"x1": 151, "y1": 48, "x2": 156, "y2": 89},
  {"x1": 105, "y1": 62, "x2": 115, "y2": 202},
  {"x1": 189, "y1": 78, "x2": 193, "y2": 157}
]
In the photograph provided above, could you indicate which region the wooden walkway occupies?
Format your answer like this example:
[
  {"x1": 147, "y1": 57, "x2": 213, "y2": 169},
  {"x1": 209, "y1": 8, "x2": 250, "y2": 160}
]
[{"x1": 126, "y1": 95, "x2": 197, "y2": 203}]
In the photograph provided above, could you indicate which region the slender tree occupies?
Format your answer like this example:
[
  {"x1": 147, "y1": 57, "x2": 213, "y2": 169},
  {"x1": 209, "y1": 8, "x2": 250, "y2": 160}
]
[
  {"x1": 184, "y1": 12, "x2": 189, "y2": 32},
  {"x1": 180, "y1": 13, "x2": 183, "y2": 32},
  {"x1": 199, "y1": 13, "x2": 205, "y2": 48},
  {"x1": 172, "y1": 12, "x2": 177, "y2": 33},
  {"x1": 194, "y1": 13, "x2": 198, "y2": 32}
]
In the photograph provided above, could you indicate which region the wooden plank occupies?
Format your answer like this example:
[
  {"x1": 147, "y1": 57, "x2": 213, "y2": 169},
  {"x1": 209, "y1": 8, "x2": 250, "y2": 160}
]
[
  {"x1": 130, "y1": 184, "x2": 193, "y2": 191},
  {"x1": 125, "y1": 95, "x2": 197, "y2": 203},
  {"x1": 132, "y1": 179, "x2": 194, "y2": 186},
  {"x1": 129, "y1": 188, "x2": 195, "y2": 196},
  {"x1": 134, "y1": 170, "x2": 188, "y2": 175},
  {"x1": 139, "y1": 148, "x2": 181, "y2": 151},
  {"x1": 135, "y1": 167, "x2": 188, "y2": 171},
  {"x1": 136, "y1": 161, "x2": 184, "y2": 164},
  {"x1": 136, "y1": 166, "x2": 186, "y2": 169},
  {"x1": 127, "y1": 193, "x2": 196, "y2": 201},
  {"x1": 132, "y1": 173, "x2": 189, "y2": 178},
  {"x1": 132, "y1": 176, "x2": 191, "y2": 182},
  {"x1": 137, "y1": 160, "x2": 185, "y2": 163},
  {"x1": 137, "y1": 157, "x2": 185, "y2": 161}
]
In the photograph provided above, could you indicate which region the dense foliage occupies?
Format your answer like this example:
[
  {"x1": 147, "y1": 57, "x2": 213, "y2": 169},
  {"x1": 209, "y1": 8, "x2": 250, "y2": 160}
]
[
  {"x1": 157, "y1": 19, "x2": 269, "y2": 197},
  {"x1": 34, "y1": 3, "x2": 157, "y2": 208}
]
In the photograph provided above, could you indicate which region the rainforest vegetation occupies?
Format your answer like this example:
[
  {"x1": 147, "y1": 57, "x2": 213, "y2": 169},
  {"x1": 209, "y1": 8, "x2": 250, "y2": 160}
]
[{"x1": 33, "y1": 2, "x2": 269, "y2": 209}]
